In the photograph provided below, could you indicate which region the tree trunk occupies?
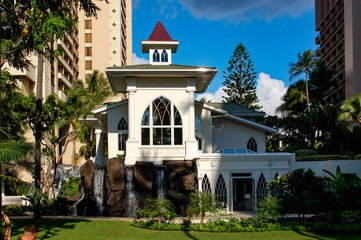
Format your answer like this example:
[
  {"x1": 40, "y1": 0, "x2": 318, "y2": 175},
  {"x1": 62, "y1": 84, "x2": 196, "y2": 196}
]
[
  {"x1": 34, "y1": 54, "x2": 44, "y2": 219},
  {"x1": 305, "y1": 71, "x2": 311, "y2": 112},
  {"x1": 200, "y1": 212, "x2": 205, "y2": 227},
  {"x1": 158, "y1": 214, "x2": 161, "y2": 225}
]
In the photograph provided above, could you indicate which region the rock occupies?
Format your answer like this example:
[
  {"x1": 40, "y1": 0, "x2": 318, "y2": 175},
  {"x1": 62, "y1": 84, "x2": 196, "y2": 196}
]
[
  {"x1": 134, "y1": 161, "x2": 155, "y2": 190},
  {"x1": 105, "y1": 158, "x2": 125, "y2": 191},
  {"x1": 80, "y1": 160, "x2": 96, "y2": 191},
  {"x1": 182, "y1": 173, "x2": 196, "y2": 191}
]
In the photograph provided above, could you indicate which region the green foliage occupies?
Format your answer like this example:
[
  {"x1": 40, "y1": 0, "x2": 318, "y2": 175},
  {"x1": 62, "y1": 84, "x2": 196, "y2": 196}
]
[
  {"x1": 338, "y1": 93, "x2": 361, "y2": 125},
  {"x1": 57, "y1": 177, "x2": 80, "y2": 198},
  {"x1": 268, "y1": 168, "x2": 326, "y2": 223},
  {"x1": 139, "y1": 197, "x2": 176, "y2": 225},
  {"x1": 296, "y1": 155, "x2": 351, "y2": 161},
  {"x1": 355, "y1": 154, "x2": 361, "y2": 160},
  {"x1": 294, "y1": 149, "x2": 317, "y2": 157},
  {"x1": 223, "y1": 43, "x2": 261, "y2": 110},
  {"x1": 187, "y1": 190, "x2": 220, "y2": 227},
  {"x1": 258, "y1": 195, "x2": 281, "y2": 222},
  {"x1": 2, "y1": 205, "x2": 32, "y2": 216}
]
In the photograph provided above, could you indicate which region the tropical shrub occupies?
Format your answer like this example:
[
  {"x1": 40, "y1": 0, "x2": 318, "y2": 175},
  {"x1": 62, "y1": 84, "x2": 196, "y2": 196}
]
[
  {"x1": 295, "y1": 149, "x2": 317, "y2": 157},
  {"x1": 355, "y1": 154, "x2": 361, "y2": 160},
  {"x1": 138, "y1": 197, "x2": 176, "y2": 225},
  {"x1": 258, "y1": 195, "x2": 281, "y2": 221},
  {"x1": 58, "y1": 177, "x2": 80, "y2": 198},
  {"x1": 296, "y1": 155, "x2": 351, "y2": 161}
]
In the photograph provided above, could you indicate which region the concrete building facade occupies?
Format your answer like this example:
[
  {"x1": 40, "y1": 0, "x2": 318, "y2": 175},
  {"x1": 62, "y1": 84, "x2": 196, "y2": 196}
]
[{"x1": 315, "y1": 0, "x2": 361, "y2": 105}]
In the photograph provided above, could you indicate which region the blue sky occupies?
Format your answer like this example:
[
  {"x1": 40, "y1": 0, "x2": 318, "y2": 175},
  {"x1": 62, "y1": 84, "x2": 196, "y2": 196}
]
[{"x1": 131, "y1": 0, "x2": 317, "y2": 115}]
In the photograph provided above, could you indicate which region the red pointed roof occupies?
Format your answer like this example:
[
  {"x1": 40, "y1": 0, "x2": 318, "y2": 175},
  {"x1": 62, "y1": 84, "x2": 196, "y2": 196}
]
[{"x1": 147, "y1": 21, "x2": 175, "y2": 41}]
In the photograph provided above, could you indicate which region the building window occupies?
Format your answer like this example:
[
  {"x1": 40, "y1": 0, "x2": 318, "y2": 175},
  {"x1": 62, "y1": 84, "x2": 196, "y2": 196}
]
[
  {"x1": 85, "y1": 61, "x2": 92, "y2": 70},
  {"x1": 257, "y1": 173, "x2": 267, "y2": 206},
  {"x1": 195, "y1": 116, "x2": 202, "y2": 150},
  {"x1": 118, "y1": 118, "x2": 128, "y2": 152},
  {"x1": 247, "y1": 137, "x2": 257, "y2": 152},
  {"x1": 141, "y1": 97, "x2": 182, "y2": 145},
  {"x1": 85, "y1": 33, "x2": 92, "y2": 43},
  {"x1": 85, "y1": 20, "x2": 92, "y2": 29},
  {"x1": 202, "y1": 174, "x2": 211, "y2": 193},
  {"x1": 215, "y1": 174, "x2": 227, "y2": 207},
  {"x1": 153, "y1": 50, "x2": 160, "y2": 62},
  {"x1": 161, "y1": 50, "x2": 168, "y2": 62},
  {"x1": 85, "y1": 47, "x2": 92, "y2": 56}
]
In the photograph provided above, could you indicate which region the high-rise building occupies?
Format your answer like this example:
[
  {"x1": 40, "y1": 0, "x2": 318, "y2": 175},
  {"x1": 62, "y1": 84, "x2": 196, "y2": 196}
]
[
  {"x1": 6, "y1": 1, "x2": 132, "y2": 164},
  {"x1": 78, "y1": 0, "x2": 132, "y2": 83},
  {"x1": 315, "y1": 0, "x2": 361, "y2": 106}
]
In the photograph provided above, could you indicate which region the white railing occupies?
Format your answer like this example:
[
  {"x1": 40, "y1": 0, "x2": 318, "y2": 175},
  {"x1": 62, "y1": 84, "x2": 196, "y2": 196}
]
[
  {"x1": 139, "y1": 146, "x2": 185, "y2": 158},
  {"x1": 2, "y1": 194, "x2": 31, "y2": 206}
]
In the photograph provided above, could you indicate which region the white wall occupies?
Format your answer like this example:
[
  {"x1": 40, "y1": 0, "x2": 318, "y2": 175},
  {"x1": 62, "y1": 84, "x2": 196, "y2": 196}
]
[
  {"x1": 212, "y1": 117, "x2": 266, "y2": 153},
  {"x1": 195, "y1": 103, "x2": 212, "y2": 153},
  {"x1": 107, "y1": 102, "x2": 128, "y2": 158}
]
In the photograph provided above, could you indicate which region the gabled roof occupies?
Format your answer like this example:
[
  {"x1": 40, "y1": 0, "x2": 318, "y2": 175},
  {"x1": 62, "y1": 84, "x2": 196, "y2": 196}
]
[
  {"x1": 207, "y1": 102, "x2": 265, "y2": 118},
  {"x1": 141, "y1": 21, "x2": 179, "y2": 53},
  {"x1": 147, "y1": 21, "x2": 175, "y2": 41}
]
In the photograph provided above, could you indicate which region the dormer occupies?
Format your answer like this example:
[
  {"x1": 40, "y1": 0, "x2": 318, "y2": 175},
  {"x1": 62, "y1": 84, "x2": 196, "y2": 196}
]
[{"x1": 141, "y1": 21, "x2": 179, "y2": 65}]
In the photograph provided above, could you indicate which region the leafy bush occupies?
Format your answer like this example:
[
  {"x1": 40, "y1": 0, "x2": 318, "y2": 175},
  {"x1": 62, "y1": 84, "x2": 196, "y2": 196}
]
[
  {"x1": 57, "y1": 177, "x2": 80, "y2": 198},
  {"x1": 2, "y1": 205, "x2": 32, "y2": 216},
  {"x1": 258, "y1": 195, "x2": 281, "y2": 221},
  {"x1": 295, "y1": 149, "x2": 317, "y2": 157},
  {"x1": 296, "y1": 155, "x2": 351, "y2": 161},
  {"x1": 355, "y1": 154, "x2": 361, "y2": 160}
]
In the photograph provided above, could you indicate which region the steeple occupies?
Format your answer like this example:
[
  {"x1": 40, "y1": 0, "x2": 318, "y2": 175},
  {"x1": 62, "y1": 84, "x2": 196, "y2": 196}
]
[{"x1": 141, "y1": 21, "x2": 179, "y2": 65}]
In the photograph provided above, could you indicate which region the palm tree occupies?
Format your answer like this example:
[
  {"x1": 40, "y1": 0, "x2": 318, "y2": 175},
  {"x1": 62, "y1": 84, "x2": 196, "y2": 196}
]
[
  {"x1": 338, "y1": 93, "x2": 361, "y2": 125},
  {"x1": 289, "y1": 50, "x2": 317, "y2": 113},
  {"x1": 143, "y1": 197, "x2": 175, "y2": 225},
  {"x1": 187, "y1": 190, "x2": 219, "y2": 227},
  {"x1": 79, "y1": 70, "x2": 114, "y2": 159},
  {"x1": 277, "y1": 80, "x2": 308, "y2": 116}
]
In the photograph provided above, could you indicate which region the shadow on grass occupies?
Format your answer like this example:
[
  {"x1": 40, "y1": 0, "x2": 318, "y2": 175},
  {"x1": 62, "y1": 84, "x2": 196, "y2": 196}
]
[
  {"x1": 183, "y1": 230, "x2": 200, "y2": 240},
  {"x1": 294, "y1": 230, "x2": 361, "y2": 240},
  {"x1": 10, "y1": 218, "x2": 90, "y2": 240}
]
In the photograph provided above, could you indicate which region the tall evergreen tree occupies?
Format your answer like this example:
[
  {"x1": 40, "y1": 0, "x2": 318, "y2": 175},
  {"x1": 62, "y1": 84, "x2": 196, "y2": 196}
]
[{"x1": 222, "y1": 43, "x2": 261, "y2": 110}]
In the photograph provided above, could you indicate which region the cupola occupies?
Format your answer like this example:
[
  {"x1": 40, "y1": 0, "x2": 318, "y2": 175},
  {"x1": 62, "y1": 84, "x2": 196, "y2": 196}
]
[{"x1": 141, "y1": 21, "x2": 179, "y2": 65}]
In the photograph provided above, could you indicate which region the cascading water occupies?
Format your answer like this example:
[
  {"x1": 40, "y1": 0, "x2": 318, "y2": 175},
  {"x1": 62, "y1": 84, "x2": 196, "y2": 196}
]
[
  {"x1": 155, "y1": 168, "x2": 165, "y2": 198},
  {"x1": 72, "y1": 186, "x2": 85, "y2": 216},
  {"x1": 93, "y1": 168, "x2": 105, "y2": 216},
  {"x1": 125, "y1": 167, "x2": 138, "y2": 217}
]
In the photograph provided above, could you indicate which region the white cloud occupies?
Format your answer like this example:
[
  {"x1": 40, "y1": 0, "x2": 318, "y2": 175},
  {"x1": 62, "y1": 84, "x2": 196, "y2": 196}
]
[
  {"x1": 196, "y1": 86, "x2": 227, "y2": 102},
  {"x1": 177, "y1": 0, "x2": 313, "y2": 22},
  {"x1": 256, "y1": 72, "x2": 287, "y2": 116},
  {"x1": 132, "y1": 53, "x2": 149, "y2": 65}
]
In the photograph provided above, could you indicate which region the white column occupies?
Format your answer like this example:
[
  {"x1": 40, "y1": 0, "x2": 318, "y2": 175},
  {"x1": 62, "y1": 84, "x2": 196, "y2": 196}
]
[
  {"x1": 185, "y1": 78, "x2": 198, "y2": 160},
  {"x1": 125, "y1": 78, "x2": 139, "y2": 164},
  {"x1": 94, "y1": 127, "x2": 103, "y2": 166}
]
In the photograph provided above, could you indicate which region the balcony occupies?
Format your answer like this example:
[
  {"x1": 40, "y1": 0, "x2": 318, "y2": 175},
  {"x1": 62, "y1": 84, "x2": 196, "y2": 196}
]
[
  {"x1": 64, "y1": 32, "x2": 74, "y2": 46},
  {"x1": 58, "y1": 56, "x2": 74, "y2": 76},
  {"x1": 58, "y1": 72, "x2": 72, "y2": 88},
  {"x1": 73, "y1": 46, "x2": 79, "y2": 59},
  {"x1": 58, "y1": 39, "x2": 74, "y2": 61},
  {"x1": 73, "y1": 33, "x2": 79, "y2": 45},
  {"x1": 139, "y1": 146, "x2": 185, "y2": 159},
  {"x1": 58, "y1": 89, "x2": 67, "y2": 101},
  {"x1": 4, "y1": 63, "x2": 36, "y2": 82}
]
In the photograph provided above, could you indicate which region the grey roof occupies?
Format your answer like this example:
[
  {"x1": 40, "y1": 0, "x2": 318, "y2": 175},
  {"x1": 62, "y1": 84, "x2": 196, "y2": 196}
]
[
  {"x1": 106, "y1": 64, "x2": 217, "y2": 70},
  {"x1": 207, "y1": 102, "x2": 265, "y2": 117}
]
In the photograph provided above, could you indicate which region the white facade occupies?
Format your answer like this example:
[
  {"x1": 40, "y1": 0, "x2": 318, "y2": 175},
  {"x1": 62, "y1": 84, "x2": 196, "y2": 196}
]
[{"x1": 87, "y1": 22, "x2": 361, "y2": 211}]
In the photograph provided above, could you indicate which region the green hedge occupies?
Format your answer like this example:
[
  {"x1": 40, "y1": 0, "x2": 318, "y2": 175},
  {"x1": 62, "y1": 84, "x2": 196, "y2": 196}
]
[
  {"x1": 355, "y1": 154, "x2": 361, "y2": 160},
  {"x1": 296, "y1": 155, "x2": 351, "y2": 162},
  {"x1": 295, "y1": 149, "x2": 317, "y2": 157},
  {"x1": 132, "y1": 217, "x2": 361, "y2": 234}
]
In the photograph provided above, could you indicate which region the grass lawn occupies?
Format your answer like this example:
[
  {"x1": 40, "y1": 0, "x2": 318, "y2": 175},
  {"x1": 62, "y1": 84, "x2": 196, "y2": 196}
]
[{"x1": 6, "y1": 218, "x2": 361, "y2": 240}]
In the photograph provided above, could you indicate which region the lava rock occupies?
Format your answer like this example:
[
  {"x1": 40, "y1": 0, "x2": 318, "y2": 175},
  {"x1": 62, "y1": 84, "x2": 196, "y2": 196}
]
[
  {"x1": 105, "y1": 158, "x2": 125, "y2": 191},
  {"x1": 134, "y1": 161, "x2": 155, "y2": 190},
  {"x1": 79, "y1": 160, "x2": 96, "y2": 191}
]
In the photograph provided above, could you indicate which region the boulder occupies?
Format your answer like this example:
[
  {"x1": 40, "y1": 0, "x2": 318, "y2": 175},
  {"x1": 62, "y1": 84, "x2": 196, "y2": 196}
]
[
  {"x1": 80, "y1": 160, "x2": 96, "y2": 191},
  {"x1": 105, "y1": 158, "x2": 125, "y2": 191},
  {"x1": 134, "y1": 161, "x2": 155, "y2": 190}
]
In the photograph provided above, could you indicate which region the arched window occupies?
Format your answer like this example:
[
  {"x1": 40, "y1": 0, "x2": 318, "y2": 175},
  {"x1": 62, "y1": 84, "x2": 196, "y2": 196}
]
[
  {"x1": 161, "y1": 50, "x2": 168, "y2": 62},
  {"x1": 195, "y1": 117, "x2": 202, "y2": 150},
  {"x1": 257, "y1": 173, "x2": 267, "y2": 206},
  {"x1": 271, "y1": 173, "x2": 279, "y2": 196},
  {"x1": 141, "y1": 96, "x2": 182, "y2": 145},
  {"x1": 153, "y1": 50, "x2": 160, "y2": 62},
  {"x1": 118, "y1": 118, "x2": 128, "y2": 151},
  {"x1": 202, "y1": 174, "x2": 211, "y2": 193},
  {"x1": 247, "y1": 137, "x2": 257, "y2": 152},
  {"x1": 215, "y1": 174, "x2": 227, "y2": 207}
]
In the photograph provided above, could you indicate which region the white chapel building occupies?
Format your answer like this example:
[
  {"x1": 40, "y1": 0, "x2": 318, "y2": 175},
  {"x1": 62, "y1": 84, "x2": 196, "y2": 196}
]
[{"x1": 86, "y1": 21, "x2": 361, "y2": 211}]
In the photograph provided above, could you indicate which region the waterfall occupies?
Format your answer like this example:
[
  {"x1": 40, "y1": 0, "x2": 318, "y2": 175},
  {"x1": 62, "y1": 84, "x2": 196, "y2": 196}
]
[
  {"x1": 125, "y1": 167, "x2": 138, "y2": 217},
  {"x1": 155, "y1": 168, "x2": 165, "y2": 198},
  {"x1": 71, "y1": 186, "x2": 85, "y2": 216},
  {"x1": 94, "y1": 168, "x2": 105, "y2": 216}
]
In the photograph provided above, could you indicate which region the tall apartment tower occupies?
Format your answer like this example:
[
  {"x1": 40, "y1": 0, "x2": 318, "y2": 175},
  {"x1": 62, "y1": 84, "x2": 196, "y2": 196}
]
[
  {"x1": 315, "y1": 0, "x2": 361, "y2": 106},
  {"x1": 78, "y1": 0, "x2": 132, "y2": 84}
]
